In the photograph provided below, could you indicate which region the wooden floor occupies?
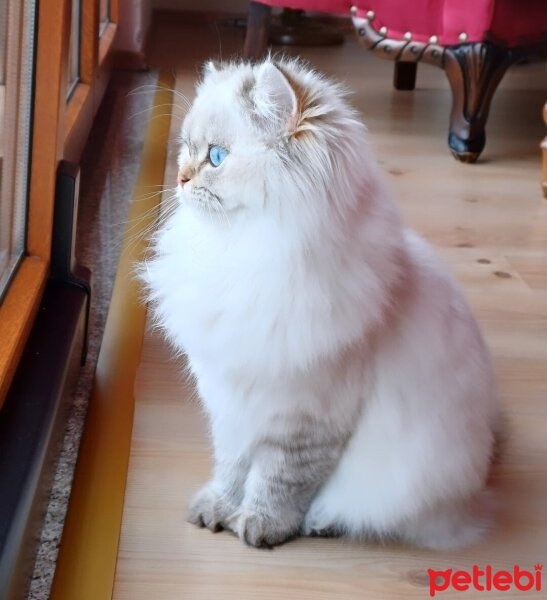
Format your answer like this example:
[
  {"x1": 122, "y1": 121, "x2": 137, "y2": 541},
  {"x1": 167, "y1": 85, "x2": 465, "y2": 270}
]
[{"x1": 113, "y1": 18, "x2": 547, "y2": 600}]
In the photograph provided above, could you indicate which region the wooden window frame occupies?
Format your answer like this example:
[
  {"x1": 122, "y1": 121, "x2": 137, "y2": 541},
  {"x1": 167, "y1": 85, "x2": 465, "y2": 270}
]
[
  {"x1": 0, "y1": 0, "x2": 119, "y2": 403},
  {"x1": 0, "y1": 0, "x2": 69, "y2": 402},
  {"x1": 65, "y1": 0, "x2": 119, "y2": 162}
]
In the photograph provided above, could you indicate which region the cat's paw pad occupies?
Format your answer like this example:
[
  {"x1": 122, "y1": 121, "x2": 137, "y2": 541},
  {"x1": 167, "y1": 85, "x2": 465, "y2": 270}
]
[
  {"x1": 237, "y1": 510, "x2": 300, "y2": 549},
  {"x1": 187, "y1": 486, "x2": 235, "y2": 533}
]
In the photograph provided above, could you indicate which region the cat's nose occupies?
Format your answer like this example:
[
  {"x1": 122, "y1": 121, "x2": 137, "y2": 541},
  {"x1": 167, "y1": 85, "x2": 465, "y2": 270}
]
[{"x1": 178, "y1": 167, "x2": 194, "y2": 186}]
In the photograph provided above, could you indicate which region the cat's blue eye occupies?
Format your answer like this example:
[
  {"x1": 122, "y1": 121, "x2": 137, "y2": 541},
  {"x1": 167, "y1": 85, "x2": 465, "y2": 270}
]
[{"x1": 208, "y1": 146, "x2": 228, "y2": 167}]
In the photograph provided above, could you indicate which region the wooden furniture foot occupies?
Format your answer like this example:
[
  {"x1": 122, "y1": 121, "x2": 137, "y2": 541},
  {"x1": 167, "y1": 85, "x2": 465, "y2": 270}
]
[
  {"x1": 443, "y1": 43, "x2": 511, "y2": 163},
  {"x1": 243, "y1": 1, "x2": 272, "y2": 62},
  {"x1": 352, "y1": 10, "x2": 547, "y2": 162},
  {"x1": 393, "y1": 61, "x2": 417, "y2": 90}
]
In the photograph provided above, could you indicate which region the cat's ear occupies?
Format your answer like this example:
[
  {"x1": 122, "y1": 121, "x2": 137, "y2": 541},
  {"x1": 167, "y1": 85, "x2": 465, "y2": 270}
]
[{"x1": 253, "y1": 62, "x2": 298, "y2": 133}]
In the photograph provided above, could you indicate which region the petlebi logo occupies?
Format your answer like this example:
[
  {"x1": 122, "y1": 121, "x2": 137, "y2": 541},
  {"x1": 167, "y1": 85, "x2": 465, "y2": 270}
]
[{"x1": 428, "y1": 564, "x2": 542, "y2": 597}]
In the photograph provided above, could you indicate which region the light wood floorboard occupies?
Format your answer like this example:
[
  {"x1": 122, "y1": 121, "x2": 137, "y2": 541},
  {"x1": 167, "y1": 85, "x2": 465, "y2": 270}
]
[{"x1": 114, "y1": 20, "x2": 547, "y2": 600}]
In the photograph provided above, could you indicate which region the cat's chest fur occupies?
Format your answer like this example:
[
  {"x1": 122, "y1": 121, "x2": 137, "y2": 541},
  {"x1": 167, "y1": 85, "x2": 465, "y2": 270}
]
[{"x1": 146, "y1": 203, "x2": 378, "y2": 378}]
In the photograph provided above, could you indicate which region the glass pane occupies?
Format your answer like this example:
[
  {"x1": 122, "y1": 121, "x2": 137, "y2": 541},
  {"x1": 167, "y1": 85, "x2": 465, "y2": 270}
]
[
  {"x1": 67, "y1": 0, "x2": 81, "y2": 99},
  {"x1": 99, "y1": 0, "x2": 110, "y2": 36},
  {"x1": 0, "y1": 0, "x2": 36, "y2": 300}
]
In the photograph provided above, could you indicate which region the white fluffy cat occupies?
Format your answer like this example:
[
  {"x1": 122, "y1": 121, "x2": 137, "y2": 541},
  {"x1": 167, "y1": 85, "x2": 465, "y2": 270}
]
[{"x1": 142, "y1": 57, "x2": 499, "y2": 550}]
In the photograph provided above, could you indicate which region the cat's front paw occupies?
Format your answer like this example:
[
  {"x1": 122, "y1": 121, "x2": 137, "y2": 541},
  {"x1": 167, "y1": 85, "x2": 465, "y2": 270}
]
[
  {"x1": 187, "y1": 485, "x2": 237, "y2": 533},
  {"x1": 237, "y1": 508, "x2": 301, "y2": 548}
]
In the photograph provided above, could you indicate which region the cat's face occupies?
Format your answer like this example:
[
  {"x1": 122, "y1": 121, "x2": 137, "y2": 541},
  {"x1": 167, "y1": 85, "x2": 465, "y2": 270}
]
[
  {"x1": 177, "y1": 60, "x2": 300, "y2": 215},
  {"x1": 176, "y1": 58, "x2": 366, "y2": 224}
]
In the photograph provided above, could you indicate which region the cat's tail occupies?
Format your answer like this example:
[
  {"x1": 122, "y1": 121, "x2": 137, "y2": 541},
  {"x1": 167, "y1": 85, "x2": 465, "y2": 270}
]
[
  {"x1": 400, "y1": 416, "x2": 505, "y2": 551},
  {"x1": 398, "y1": 487, "x2": 499, "y2": 551}
]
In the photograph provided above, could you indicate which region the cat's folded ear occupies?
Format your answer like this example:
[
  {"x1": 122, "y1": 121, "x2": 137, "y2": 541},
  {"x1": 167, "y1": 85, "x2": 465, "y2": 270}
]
[{"x1": 252, "y1": 61, "x2": 299, "y2": 134}]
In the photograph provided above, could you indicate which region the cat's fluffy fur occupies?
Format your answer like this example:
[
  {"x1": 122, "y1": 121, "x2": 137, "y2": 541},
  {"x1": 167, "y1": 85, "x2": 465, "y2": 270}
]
[{"x1": 141, "y1": 57, "x2": 499, "y2": 550}]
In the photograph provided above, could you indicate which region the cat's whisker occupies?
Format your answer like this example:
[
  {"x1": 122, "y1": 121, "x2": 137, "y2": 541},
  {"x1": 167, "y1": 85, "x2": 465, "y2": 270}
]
[
  {"x1": 127, "y1": 102, "x2": 178, "y2": 117},
  {"x1": 126, "y1": 82, "x2": 171, "y2": 96},
  {"x1": 215, "y1": 200, "x2": 231, "y2": 228},
  {"x1": 127, "y1": 80, "x2": 193, "y2": 103},
  {"x1": 205, "y1": 194, "x2": 214, "y2": 227},
  {"x1": 123, "y1": 212, "x2": 174, "y2": 256},
  {"x1": 127, "y1": 103, "x2": 187, "y2": 122},
  {"x1": 134, "y1": 186, "x2": 178, "y2": 202},
  {"x1": 127, "y1": 84, "x2": 193, "y2": 109},
  {"x1": 132, "y1": 191, "x2": 170, "y2": 204},
  {"x1": 140, "y1": 183, "x2": 177, "y2": 190},
  {"x1": 118, "y1": 194, "x2": 179, "y2": 254},
  {"x1": 122, "y1": 198, "x2": 175, "y2": 229},
  {"x1": 136, "y1": 187, "x2": 169, "y2": 196}
]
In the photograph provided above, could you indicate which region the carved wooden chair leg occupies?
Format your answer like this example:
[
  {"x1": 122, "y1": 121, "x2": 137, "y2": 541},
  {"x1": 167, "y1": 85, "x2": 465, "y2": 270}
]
[
  {"x1": 443, "y1": 43, "x2": 512, "y2": 163},
  {"x1": 393, "y1": 62, "x2": 417, "y2": 90},
  {"x1": 243, "y1": 1, "x2": 273, "y2": 62}
]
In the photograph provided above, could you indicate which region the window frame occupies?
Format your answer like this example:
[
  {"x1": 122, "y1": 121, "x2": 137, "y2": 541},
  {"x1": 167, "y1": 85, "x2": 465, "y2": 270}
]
[
  {"x1": 65, "y1": 0, "x2": 119, "y2": 162},
  {"x1": 0, "y1": 0, "x2": 119, "y2": 403}
]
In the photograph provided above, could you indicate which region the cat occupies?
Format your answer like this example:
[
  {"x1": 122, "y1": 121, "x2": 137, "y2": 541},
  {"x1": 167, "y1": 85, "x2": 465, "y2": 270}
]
[{"x1": 141, "y1": 57, "x2": 499, "y2": 550}]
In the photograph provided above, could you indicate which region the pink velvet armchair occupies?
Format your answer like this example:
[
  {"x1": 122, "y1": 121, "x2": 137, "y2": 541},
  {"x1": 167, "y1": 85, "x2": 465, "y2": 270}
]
[{"x1": 244, "y1": 0, "x2": 547, "y2": 162}]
